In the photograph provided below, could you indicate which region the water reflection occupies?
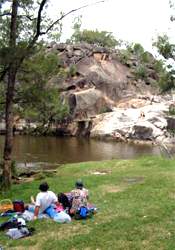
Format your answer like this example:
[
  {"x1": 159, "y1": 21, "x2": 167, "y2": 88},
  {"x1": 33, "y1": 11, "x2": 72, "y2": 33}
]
[{"x1": 0, "y1": 135, "x2": 163, "y2": 165}]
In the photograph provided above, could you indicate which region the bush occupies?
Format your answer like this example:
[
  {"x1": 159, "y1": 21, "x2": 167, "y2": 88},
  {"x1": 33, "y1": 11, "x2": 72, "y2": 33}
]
[
  {"x1": 158, "y1": 72, "x2": 175, "y2": 92},
  {"x1": 118, "y1": 49, "x2": 132, "y2": 65},
  {"x1": 72, "y1": 29, "x2": 118, "y2": 48},
  {"x1": 169, "y1": 104, "x2": 175, "y2": 116},
  {"x1": 68, "y1": 64, "x2": 77, "y2": 77},
  {"x1": 134, "y1": 65, "x2": 147, "y2": 80}
]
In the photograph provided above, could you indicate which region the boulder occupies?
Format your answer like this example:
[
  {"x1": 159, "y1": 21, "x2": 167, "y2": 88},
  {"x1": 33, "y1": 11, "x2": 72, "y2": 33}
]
[
  {"x1": 47, "y1": 43, "x2": 159, "y2": 117},
  {"x1": 90, "y1": 102, "x2": 171, "y2": 143},
  {"x1": 69, "y1": 88, "x2": 112, "y2": 119}
]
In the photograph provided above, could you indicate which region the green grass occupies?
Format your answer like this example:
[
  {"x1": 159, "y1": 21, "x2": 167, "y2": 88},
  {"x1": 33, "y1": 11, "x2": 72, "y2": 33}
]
[{"x1": 1, "y1": 156, "x2": 175, "y2": 249}]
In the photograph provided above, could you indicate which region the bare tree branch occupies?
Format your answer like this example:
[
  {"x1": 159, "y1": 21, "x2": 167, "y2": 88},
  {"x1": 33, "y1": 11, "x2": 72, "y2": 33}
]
[
  {"x1": 0, "y1": 12, "x2": 35, "y2": 21},
  {"x1": 42, "y1": 0, "x2": 106, "y2": 35},
  {"x1": 26, "y1": 0, "x2": 106, "y2": 60},
  {"x1": 0, "y1": 12, "x2": 11, "y2": 17},
  {"x1": 1, "y1": 0, "x2": 107, "y2": 82},
  {"x1": 26, "y1": 0, "x2": 47, "y2": 50},
  {"x1": 36, "y1": 0, "x2": 47, "y2": 36},
  {"x1": 25, "y1": 15, "x2": 36, "y2": 21}
]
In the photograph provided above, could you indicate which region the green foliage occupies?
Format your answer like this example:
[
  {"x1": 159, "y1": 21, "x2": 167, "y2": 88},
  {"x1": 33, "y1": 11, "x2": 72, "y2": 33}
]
[
  {"x1": 132, "y1": 43, "x2": 152, "y2": 65},
  {"x1": 119, "y1": 43, "x2": 151, "y2": 81},
  {"x1": 118, "y1": 49, "x2": 132, "y2": 65},
  {"x1": 119, "y1": 42, "x2": 150, "y2": 67},
  {"x1": 134, "y1": 64, "x2": 147, "y2": 80},
  {"x1": 14, "y1": 50, "x2": 70, "y2": 127},
  {"x1": 153, "y1": 59, "x2": 164, "y2": 73},
  {"x1": 158, "y1": 71, "x2": 175, "y2": 92},
  {"x1": 19, "y1": 50, "x2": 59, "y2": 83},
  {"x1": 133, "y1": 43, "x2": 145, "y2": 55},
  {"x1": 169, "y1": 105, "x2": 175, "y2": 116},
  {"x1": 140, "y1": 51, "x2": 151, "y2": 63},
  {"x1": 72, "y1": 29, "x2": 118, "y2": 48},
  {"x1": 119, "y1": 40, "x2": 174, "y2": 90},
  {"x1": 153, "y1": 35, "x2": 175, "y2": 59},
  {"x1": 20, "y1": 86, "x2": 69, "y2": 123},
  {"x1": 152, "y1": 35, "x2": 175, "y2": 92},
  {"x1": 71, "y1": 18, "x2": 118, "y2": 48},
  {"x1": 67, "y1": 64, "x2": 77, "y2": 77}
]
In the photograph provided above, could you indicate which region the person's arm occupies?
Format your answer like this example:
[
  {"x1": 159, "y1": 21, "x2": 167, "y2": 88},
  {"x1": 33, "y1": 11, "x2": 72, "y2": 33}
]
[
  {"x1": 51, "y1": 191, "x2": 59, "y2": 206},
  {"x1": 34, "y1": 193, "x2": 41, "y2": 219},
  {"x1": 85, "y1": 189, "x2": 89, "y2": 200},
  {"x1": 33, "y1": 206, "x2": 40, "y2": 219}
]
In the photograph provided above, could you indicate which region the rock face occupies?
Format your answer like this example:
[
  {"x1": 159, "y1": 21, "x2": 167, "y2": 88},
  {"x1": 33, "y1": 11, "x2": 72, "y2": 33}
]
[
  {"x1": 42, "y1": 43, "x2": 175, "y2": 143},
  {"x1": 2, "y1": 42, "x2": 174, "y2": 145},
  {"x1": 47, "y1": 42, "x2": 159, "y2": 120},
  {"x1": 90, "y1": 101, "x2": 175, "y2": 144}
]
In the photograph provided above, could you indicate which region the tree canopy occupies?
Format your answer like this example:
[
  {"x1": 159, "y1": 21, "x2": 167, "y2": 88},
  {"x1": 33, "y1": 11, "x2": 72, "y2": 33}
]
[
  {"x1": 70, "y1": 17, "x2": 118, "y2": 48},
  {"x1": 0, "y1": 0, "x2": 89, "y2": 190}
]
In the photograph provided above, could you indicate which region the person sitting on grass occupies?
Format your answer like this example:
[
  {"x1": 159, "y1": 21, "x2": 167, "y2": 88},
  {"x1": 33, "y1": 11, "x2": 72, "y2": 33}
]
[
  {"x1": 30, "y1": 182, "x2": 58, "y2": 220},
  {"x1": 28, "y1": 182, "x2": 71, "y2": 223},
  {"x1": 70, "y1": 180, "x2": 89, "y2": 215}
]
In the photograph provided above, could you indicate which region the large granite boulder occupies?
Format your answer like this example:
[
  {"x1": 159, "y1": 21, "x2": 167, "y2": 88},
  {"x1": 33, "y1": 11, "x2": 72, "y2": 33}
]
[{"x1": 90, "y1": 102, "x2": 172, "y2": 143}]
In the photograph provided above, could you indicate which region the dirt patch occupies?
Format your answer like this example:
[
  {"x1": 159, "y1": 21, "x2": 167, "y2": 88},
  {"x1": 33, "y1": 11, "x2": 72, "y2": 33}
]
[
  {"x1": 123, "y1": 176, "x2": 145, "y2": 185},
  {"x1": 100, "y1": 184, "x2": 125, "y2": 194},
  {"x1": 169, "y1": 192, "x2": 175, "y2": 199},
  {"x1": 90, "y1": 169, "x2": 112, "y2": 175}
]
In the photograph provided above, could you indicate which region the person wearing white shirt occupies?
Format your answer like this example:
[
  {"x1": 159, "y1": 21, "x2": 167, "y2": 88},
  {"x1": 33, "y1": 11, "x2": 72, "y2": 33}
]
[{"x1": 33, "y1": 182, "x2": 58, "y2": 219}]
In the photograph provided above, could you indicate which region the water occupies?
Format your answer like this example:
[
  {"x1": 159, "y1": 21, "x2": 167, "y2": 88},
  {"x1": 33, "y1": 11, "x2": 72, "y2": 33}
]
[{"x1": 0, "y1": 135, "x2": 163, "y2": 167}]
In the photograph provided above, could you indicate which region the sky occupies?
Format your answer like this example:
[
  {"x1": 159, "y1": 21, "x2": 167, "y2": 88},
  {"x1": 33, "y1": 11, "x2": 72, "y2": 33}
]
[{"x1": 47, "y1": 0, "x2": 174, "y2": 53}]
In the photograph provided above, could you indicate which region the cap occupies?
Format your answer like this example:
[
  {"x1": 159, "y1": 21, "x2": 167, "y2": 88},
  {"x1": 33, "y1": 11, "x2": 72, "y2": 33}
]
[{"x1": 75, "y1": 179, "x2": 84, "y2": 189}]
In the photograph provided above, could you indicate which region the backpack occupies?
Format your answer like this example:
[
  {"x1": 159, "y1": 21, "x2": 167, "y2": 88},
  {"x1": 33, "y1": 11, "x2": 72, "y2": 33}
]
[
  {"x1": 79, "y1": 206, "x2": 88, "y2": 218},
  {"x1": 75, "y1": 206, "x2": 90, "y2": 220},
  {"x1": 13, "y1": 200, "x2": 25, "y2": 213}
]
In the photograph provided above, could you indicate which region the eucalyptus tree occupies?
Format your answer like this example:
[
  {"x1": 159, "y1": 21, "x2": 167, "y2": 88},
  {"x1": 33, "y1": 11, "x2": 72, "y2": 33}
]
[
  {"x1": 152, "y1": 0, "x2": 175, "y2": 91},
  {"x1": 0, "y1": 0, "x2": 106, "y2": 190}
]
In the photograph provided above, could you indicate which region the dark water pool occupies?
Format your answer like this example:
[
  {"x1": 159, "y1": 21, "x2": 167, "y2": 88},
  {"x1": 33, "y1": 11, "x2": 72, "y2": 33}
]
[{"x1": 0, "y1": 135, "x2": 164, "y2": 167}]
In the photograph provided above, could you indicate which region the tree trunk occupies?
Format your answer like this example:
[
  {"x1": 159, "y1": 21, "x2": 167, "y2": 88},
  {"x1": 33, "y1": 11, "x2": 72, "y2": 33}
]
[
  {"x1": 2, "y1": 0, "x2": 18, "y2": 190},
  {"x1": 2, "y1": 66, "x2": 17, "y2": 189}
]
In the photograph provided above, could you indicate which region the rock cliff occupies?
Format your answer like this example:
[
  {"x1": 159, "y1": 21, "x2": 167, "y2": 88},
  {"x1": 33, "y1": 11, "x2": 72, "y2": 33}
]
[
  {"x1": 3, "y1": 42, "x2": 175, "y2": 144},
  {"x1": 43, "y1": 42, "x2": 175, "y2": 144},
  {"x1": 47, "y1": 42, "x2": 159, "y2": 120}
]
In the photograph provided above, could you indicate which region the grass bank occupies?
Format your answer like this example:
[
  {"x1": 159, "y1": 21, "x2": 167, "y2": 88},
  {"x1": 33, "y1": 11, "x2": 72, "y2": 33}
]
[{"x1": 1, "y1": 156, "x2": 175, "y2": 250}]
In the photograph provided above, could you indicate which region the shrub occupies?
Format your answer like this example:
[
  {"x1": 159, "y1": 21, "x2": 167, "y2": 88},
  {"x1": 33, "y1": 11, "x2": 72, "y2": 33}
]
[
  {"x1": 169, "y1": 104, "x2": 175, "y2": 116},
  {"x1": 134, "y1": 65, "x2": 147, "y2": 80},
  {"x1": 158, "y1": 72, "x2": 175, "y2": 92}
]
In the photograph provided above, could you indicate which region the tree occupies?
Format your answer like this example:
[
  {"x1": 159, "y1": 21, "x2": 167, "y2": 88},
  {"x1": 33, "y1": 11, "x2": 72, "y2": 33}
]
[
  {"x1": 70, "y1": 17, "x2": 118, "y2": 48},
  {"x1": 153, "y1": 35, "x2": 175, "y2": 59},
  {"x1": 151, "y1": 0, "x2": 175, "y2": 91},
  {"x1": 0, "y1": 0, "x2": 105, "y2": 190},
  {"x1": 152, "y1": 35, "x2": 175, "y2": 91},
  {"x1": 16, "y1": 50, "x2": 69, "y2": 131}
]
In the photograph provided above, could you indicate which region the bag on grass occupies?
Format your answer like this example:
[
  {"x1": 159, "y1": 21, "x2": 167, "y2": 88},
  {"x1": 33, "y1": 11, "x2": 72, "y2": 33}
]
[
  {"x1": 0, "y1": 199, "x2": 13, "y2": 213},
  {"x1": 75, "y1": 206, "x2": 91, "y2": 220},
  {"x1": 6, "y1": 226, "x2": 35, "y2": 239}
]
